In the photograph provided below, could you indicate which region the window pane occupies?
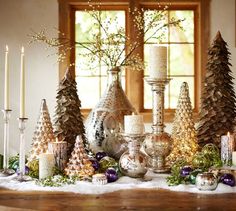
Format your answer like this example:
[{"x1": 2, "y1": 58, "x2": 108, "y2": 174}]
[
  {"x1": 76, "y1": 46, "x2": 100, "y2": 76},
  {"x1": 169, "y1": 77, "x2": 194, "y2": 108},
  {"x1": 169, "y1": 10, "x2": 194, "y2": 43},
  {"x1": 75, "y1": 10, "x2": 126, "y2": 109},
  {"x1": 76, "y1": 11, "x2": 99, "y2": 42},
  {"x1": 144, "y1": 10, "x2": 168, "y2": 43},
  {"x1": 169, "y1": 44, "x2": 194, "y2": 75},
  {"x1": 76, "y1": 77, "x2": 100, "y2": 108},
  {"x1": 100, "y1": 11, "x2": 126, "y2": 40}
]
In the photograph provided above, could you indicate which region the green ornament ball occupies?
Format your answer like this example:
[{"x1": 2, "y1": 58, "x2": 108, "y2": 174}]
[
  {"x1": 12, "y1": 160, "x2": 19, "y2": 171},
  {"x1": 99, "y1": 156, "x2": 118, "y2": 172},
  {"x1": 192, "y1": 152, "x2": 209, "y2": 170},
  {"x1": 189, "y1": 169, "x2": 203, "y2": 184},
  {"x1": 201, "y1": 144, "x2": 219, "y2": 157},
  {"x1": 9, "y1": 155, "x2": 19, "y2": 170},
  {"x1": 27, "y1": 159, "x2": 39, "y2": 172},
  {"x1": 201, "y1": 143, "x2": 221, "y2": 168}
]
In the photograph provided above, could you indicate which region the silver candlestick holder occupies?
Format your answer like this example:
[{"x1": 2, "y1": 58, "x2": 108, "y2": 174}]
[
  {"x1": 14, "y1": 118, "x2": 31, "y2": 182},
  {"x1": 0, "y1": 109, "x2": 15, "y2": 177},
  {"x1": 119, "y1": 133, "x2": 148, "y2": 178},
  {"x1": 143, "y1": 78, "x2": 172, "y2": 173}
]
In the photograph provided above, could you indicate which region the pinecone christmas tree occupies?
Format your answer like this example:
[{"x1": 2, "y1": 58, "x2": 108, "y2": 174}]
[
  {"x1": 65, "y1": 135, "x2": 94, "y2": 178},
  {"x1": 166, "y1": 82, "x2": 198, "y2": 165},
  {"x1": 54, "y1": 67, "x2": 87, "y2": 157},
  {"x1": 197, "y1": 31, "x2": 236, "y2": 148},
  {"x1": 28, "y1": 99, "x2": 55, "y2": 162}
]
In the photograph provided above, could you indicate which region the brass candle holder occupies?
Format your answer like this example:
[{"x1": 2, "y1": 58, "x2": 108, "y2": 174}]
[{"x1": 143, "y1": 78, "x2": 172, "y2": 173}]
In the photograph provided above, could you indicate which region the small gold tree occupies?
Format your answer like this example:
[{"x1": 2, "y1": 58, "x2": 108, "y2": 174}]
[{"x1": 166, "y1": 82, "x2": 198, "y2": 165}]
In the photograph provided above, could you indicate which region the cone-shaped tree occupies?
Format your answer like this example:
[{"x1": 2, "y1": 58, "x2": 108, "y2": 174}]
[
  {"x1": 166, "y1": 82, "x2": 198, "y2": 165},
  {"x1": 28, "y1": 99, "x2": 55, "y2": 162},
  {"x1": 65, "y1": 135, "x2": 94, "y2": 178},
  {"x1": 54, "y1": 68, "x2": 87, "y2": 157},
  {"x1": 197, "y1": 31, "x2": 236, "y2": 148}
]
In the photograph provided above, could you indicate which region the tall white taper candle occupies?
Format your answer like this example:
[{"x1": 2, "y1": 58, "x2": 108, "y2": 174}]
[
  {"x1": 4, "y1": 45, "x2": 9, "y2": 110},
  {"x1": 20, "y1": 47, "x2": 25, "y2": 118},
  {"x1": 149, "y1": 46, "x2": 167, "y2": 79}
]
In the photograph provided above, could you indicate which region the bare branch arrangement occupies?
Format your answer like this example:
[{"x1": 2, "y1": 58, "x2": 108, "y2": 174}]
[{"x1": 29, "y1": 1, "x2": 183, "y2": 71}]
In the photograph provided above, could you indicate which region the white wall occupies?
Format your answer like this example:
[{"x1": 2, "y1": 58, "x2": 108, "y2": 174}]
[
  {"x1": 0, "y1": 0, "x2": 235, "y2": 154},
  {"x1": 211, "y1": 0, "x2": 236, "y2": 80},
  {"x1": 0, "y1": 0, "x2": 58, "y2": 155}
]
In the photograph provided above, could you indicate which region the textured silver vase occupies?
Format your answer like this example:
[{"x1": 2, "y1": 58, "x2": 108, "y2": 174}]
[{"x1": 85, "y1": 67, "x2": 136, "y2": 158}]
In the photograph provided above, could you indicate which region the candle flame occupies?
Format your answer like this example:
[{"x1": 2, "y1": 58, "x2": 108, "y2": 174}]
[
  {"x1": 6, "y1": 45, "x2": 8, "y2": 52},
  {"x1": 227, "y1": 132, "x2": 230, "y2": 137},
  {"x1": 21, "y1": 46, "x2": 24, "y2": 54}
]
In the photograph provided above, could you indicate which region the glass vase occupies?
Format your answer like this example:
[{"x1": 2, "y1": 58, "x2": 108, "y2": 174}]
[{"x1": 85, "y1": 67, "x2": 136, "y2": 159}]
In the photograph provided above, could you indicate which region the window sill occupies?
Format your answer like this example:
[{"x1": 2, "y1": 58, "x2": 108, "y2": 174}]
[{"x1": 81, "y1": 109, "x2": 199, "y2": 124}]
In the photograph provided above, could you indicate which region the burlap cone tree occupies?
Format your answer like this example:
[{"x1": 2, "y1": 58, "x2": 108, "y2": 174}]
[
  {"x1": 197, "y1": 31, "x2": 236, "y2": 148},
  {"x1": 65, "y1": 135, "x2": 94, "y2": 178},
  {"x1": 28, "y1": 99, "x2": 55, "y2": 162},
  {"x1": 54, "y1": 68, "x2": 87, "y2": 157},
  {"x1": 166, "y1": 82, "x2": 198, "y2": 165}
]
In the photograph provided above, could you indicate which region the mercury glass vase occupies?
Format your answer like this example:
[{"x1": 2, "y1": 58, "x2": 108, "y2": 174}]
[{"x1": 85, "y1": 67, "x2": 136, "y2": 159}]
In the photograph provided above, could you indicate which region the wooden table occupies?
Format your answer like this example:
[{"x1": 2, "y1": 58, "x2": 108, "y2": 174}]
[{"x1": 0, "y1": 188, "x2": 235, "y2": 211}]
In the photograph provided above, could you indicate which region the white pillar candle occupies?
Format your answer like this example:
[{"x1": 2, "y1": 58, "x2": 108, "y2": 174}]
[
  {"x1": 232, "y1": 151, "x2": 236, "y2": 166},
  {"x1": 39, "y1": 152, "x2": 55, "y2": 179},
  {"x1": 4, "y1": 45, "x2": 9, "y2": 110},
  {"x1": 20, "y1": 46, "x2": 25, "y2": 118},
  {"x1": 149, "y1": 45, "x2": 167, "y2": 79},
  {"x1": 124, "y1": 114, "x2": 144, "y2": 135}
]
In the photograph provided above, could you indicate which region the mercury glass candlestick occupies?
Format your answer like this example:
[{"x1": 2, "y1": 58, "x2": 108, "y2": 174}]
[
  {"x1": 143, "y1": 78, "x2": 171, "y2": 173},
  {"x1": 0, "y1": 109, "x2": 15, "y2": 177},
  {"x1": 15, "y1": 118, "x2": 31, "y2": 182},
  {"x1": 119, "y1": 133, "x2": 147, "y2": 178}
]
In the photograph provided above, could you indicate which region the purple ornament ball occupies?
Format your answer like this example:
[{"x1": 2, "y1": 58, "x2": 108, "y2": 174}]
[
  {"x1": 95, "y1": 152, "x2": 107, "y2": 161},
  {"x1": 105, "y1": 168, "x2": 118, "y2": 183},
  {"x1": 180, "y1": 166, "x2": 193, "y2": 177},
  {"x1": 89, "y1": 158, "x2": 100, "y2": 171},
  {"x1": 16, "y1": 166, "x2": 30, "y2": 176},
  {"x1": 220, "y1": 173, "x2": 235, "y2": 187}
]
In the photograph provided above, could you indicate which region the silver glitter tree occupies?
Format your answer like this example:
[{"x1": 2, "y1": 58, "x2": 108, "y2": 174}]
[{"x1": 27, "y1": 99, "x2": 55, "y2": 162}]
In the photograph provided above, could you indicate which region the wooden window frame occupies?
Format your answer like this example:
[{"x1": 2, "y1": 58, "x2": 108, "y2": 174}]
[{"x1": 58, "y1": 0, "x2": 210, "y2": 123}]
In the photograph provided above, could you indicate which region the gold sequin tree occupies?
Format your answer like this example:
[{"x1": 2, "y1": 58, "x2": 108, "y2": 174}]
[
  {"x1": 166, "y1": 82, "x2": 198, "y2": 165},
  {"x1": 28, "y1": 99, "x2": 55, "y2": 162},
  {"x1": 65, "y1": 135, "x2": 94, "y2": 178}
]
